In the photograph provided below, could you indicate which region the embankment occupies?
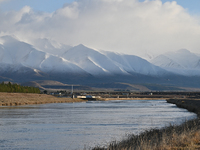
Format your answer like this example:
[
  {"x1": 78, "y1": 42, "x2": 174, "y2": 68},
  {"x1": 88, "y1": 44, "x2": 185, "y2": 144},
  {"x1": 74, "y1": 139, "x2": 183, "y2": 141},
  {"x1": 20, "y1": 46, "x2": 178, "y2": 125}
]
[
  {"x1": 167, "y1": 98, "x2": 200, "y2": 115},
  {"x1": 0, "y1": 93, "x2": 87, "y2": 106}
]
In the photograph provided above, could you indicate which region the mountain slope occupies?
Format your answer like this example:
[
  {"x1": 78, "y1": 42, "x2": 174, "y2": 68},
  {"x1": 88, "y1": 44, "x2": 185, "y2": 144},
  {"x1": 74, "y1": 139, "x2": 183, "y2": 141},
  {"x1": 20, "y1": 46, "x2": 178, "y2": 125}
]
[
  {"x1": 0, "y1": 35, "x2": 35, "y2": 64},
  {"x1": 101, "y1": 50, "x2": 167, "y2": 76},
  {"x1": 62, "y1": 44, "x2": 128, "y2": 75},
  {"x1": 150, "y1": 49, "x2": 200, "y2": 76},
  {"x1": 62, "y1": 44, "x2": 167, "y2": 76},
  {"x1": 31, "y1": 38, "x2": 72, "y2": 56},
  {"x1": 0, "y1": 36, "x2": 87, "y2": 72}
]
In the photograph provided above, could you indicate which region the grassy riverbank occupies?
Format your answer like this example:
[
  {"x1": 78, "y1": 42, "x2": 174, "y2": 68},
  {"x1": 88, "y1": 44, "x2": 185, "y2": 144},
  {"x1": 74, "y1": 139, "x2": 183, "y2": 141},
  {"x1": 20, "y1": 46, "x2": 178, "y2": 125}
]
[
  {"x1": 0, "y1": 93, "x2": 87, "y2": 106},
  {"x1": 93, "y1": 99, "x2": 200, "y2": 150}
]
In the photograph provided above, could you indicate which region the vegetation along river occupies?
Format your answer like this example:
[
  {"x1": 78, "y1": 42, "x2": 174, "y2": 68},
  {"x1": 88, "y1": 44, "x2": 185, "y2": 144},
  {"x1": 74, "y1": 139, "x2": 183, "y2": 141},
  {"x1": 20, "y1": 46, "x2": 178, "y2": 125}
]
[{"x1": 0, "y1": 100, "x2": 197, "y2": 150}]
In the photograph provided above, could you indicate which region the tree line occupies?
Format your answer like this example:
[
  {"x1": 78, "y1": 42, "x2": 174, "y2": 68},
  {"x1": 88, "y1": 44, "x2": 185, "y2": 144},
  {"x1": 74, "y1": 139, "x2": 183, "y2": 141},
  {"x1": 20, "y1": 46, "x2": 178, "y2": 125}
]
[{"x1": 0, "y1": 82, "x2": 40, "y2": 93}]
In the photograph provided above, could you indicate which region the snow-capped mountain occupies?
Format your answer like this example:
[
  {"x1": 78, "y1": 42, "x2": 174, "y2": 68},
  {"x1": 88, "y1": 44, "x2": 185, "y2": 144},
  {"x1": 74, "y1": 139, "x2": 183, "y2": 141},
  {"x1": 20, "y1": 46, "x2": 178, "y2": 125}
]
[
  {"x1": 150, "y1": 49, "x2": 200, "y2": 76},
  {"x1": 139, "y1": 52, "x2": 157, "y2": 61},
  {"x1": 62, "y1": 44, "x2": 167, "y2": 76},
  {"x1": 1, "y1": 35, "x2": 200, "y2": 90},
  {"x1": 31, "y1": 38, "x2": 72, "y2": 56},
  {"x1": 100, "y1": 50, "x2": 166, "y2": 76},
  {"x1": 0, "y1": 36, "x2": 87, "y2": 75},
  {"x1": 0, "y1": 35, "x2": 167, "y2": 77},
  {"x1": 62, "y1": 44, "x2": 124, "y2": 75}
]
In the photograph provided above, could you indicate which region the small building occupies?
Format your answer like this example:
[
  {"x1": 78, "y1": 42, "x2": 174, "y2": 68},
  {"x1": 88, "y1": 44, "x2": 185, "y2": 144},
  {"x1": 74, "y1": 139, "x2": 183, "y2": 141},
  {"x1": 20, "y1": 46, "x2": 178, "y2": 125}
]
[
  {"x1": 77, "y1": 96, "x2": 87, "y2": 99},
  {"x1": 76, "y1": 95, "x2": 101, "y2": 99}
]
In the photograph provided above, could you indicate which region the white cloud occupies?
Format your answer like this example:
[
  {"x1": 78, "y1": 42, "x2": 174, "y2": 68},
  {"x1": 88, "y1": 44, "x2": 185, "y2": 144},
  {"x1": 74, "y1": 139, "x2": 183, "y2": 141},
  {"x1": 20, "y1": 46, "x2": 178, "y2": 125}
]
[
  {"x1": 54, "y1": 2, "x2": 79, "y2": 19},
  {"x1": 0, "y1": 0, "x2": 200, "y2": 56},
  {"x1": 0, "y1": 0, "x2": 7, "y2": 2}
]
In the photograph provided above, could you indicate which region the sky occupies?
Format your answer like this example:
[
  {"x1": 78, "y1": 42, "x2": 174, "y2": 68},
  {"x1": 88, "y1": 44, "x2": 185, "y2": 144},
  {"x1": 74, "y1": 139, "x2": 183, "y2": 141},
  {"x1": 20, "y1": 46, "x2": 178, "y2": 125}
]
[{"x1": 0, "y1": 0, "x2": 200, "y2": 56}]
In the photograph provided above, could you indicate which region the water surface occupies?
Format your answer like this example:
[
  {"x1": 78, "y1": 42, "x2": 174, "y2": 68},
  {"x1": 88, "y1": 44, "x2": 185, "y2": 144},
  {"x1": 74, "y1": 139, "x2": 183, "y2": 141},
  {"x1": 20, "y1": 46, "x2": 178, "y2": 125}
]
[{"x1": 0, "y1": 100, "x2": 197, "y2": 150}]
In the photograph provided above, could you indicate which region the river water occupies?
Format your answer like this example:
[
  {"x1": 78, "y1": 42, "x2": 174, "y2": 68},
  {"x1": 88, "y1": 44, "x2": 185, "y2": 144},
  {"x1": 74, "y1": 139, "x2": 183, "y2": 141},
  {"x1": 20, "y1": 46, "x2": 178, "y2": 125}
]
[{"x1": 0, "y1": 100, "x2": 197, "y2": 150}]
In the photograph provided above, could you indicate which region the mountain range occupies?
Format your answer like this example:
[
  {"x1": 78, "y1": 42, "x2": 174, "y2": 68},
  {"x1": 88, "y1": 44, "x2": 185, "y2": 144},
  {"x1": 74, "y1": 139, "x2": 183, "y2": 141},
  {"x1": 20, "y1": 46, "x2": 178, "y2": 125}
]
[
  {"x1": 150, "y1": 49, "x2": 200, "y2": 76},
  {"x1": 0, "y1": 35, "x2": 200, "y2": 91}
]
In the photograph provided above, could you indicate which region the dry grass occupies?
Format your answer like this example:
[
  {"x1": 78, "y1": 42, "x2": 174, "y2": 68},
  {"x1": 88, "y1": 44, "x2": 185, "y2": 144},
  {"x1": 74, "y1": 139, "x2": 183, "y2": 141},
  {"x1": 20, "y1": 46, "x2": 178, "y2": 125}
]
[
  {"x1": 0, "y1": 92, "x2": 87, "y2": 106},
  {"x1": 167, "y1": 99, "x2": 200, "y2": 115}
]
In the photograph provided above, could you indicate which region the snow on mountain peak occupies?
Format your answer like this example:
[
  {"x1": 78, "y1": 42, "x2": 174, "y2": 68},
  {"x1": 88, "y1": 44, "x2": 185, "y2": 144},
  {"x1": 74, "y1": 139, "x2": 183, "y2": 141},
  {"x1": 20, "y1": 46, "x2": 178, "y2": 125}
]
[
  {"x1": 76, "y1": 44, "x2": 86, "y2": 48},
  {"x1": 0, "y1": 36, "x2": 37, "y2": 64},
  {"x1": 63, "y1": 44, "x2": 163, "y2": 76},
  {"x1": 30, "y1": 38, "x2": 72, "y2": 56},
  {"x1": 62, "y1": 44, "x2": 125, "y2": 75},
  {"x1": 0, "y1": 35, "x2": 22, "y2": 45},
  {"x1": 150, "y1": 49, "x2": 200, "y2": 76},
  {"x1": 139, "y1": 51, "x2": 157, "y2": 61},
  {"x1": 0, "y1": 36, "x2": 84, "y2": 74}
]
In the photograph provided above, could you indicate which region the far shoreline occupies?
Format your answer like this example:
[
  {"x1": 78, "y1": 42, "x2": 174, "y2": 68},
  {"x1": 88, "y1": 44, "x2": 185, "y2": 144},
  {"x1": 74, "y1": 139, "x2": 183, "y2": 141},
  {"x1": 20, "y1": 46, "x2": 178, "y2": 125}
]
[{"x1": 0, "y1": 92, "x2": 169, "y2": 107}]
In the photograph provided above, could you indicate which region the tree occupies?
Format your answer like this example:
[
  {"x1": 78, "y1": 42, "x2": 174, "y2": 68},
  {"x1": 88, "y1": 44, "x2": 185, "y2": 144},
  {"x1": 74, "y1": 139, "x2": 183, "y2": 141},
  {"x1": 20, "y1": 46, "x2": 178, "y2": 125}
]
[
  {"x1": 0, "y1": 82, "x2": 41, "y2": 93},
  {"x1": 43, "y1": 90, "x2": 48, "y2": 94}
]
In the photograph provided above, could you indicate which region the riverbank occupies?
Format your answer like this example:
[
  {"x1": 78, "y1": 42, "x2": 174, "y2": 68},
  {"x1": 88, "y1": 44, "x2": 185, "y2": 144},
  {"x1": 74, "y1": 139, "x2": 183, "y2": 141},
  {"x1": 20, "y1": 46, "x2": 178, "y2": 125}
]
[
  {"x1": 0, "y1": 93, "x2": 87, "y2": 106},
  {"x1": 93, "y1": 99, "x2": 200, "y2": 150},
  {"x1": 167, "y1": 98, "x2": 200, "y2": 116}
]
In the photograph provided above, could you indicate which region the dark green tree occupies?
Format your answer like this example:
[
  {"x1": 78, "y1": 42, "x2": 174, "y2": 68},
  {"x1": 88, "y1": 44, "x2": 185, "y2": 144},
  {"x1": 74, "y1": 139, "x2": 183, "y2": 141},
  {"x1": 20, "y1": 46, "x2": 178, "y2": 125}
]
[{"x1": 0, "y1": 82, "x2": 40, "y2": 93}]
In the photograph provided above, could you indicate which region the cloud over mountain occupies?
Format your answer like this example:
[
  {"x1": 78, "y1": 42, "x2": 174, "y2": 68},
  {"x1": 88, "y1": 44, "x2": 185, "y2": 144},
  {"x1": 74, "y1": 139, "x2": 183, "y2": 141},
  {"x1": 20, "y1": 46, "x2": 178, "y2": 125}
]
[{"x1": 0, "y1": 0, "x2": 200, "y2": 56}]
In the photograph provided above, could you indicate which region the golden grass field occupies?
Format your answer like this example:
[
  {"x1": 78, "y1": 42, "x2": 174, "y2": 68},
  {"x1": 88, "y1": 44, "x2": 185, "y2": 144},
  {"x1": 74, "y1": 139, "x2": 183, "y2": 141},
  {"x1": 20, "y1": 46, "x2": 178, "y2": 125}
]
[{"x1": 0, "y1": 92, "x2": 87, "y2": 106}]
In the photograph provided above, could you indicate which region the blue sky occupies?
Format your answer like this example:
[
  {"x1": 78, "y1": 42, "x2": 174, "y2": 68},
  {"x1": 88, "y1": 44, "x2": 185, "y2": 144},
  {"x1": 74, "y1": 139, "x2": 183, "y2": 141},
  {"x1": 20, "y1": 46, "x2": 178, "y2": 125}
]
[
  {"x1": 0, "y1": 0, "x2": 74, "y2": 12},
  {"x1": 1, "y1": 0, "x2": 200, "y2": 15},
  {"x1": 161, "y1": 0, "x2": 200, "y2": 15}
]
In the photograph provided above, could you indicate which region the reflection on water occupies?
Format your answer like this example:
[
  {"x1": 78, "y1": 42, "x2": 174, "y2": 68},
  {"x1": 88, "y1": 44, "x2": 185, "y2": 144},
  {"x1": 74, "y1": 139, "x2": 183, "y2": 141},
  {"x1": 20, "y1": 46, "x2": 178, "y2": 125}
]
[{"x1": 0, "y1": 100, "x2": 197, "y2": 150}]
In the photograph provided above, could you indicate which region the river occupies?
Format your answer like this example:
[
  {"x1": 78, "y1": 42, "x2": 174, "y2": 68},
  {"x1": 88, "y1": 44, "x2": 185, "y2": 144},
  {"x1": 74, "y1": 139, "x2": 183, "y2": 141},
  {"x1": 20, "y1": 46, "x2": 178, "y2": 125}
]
[{"x1": 0, "y1": 100, "x2": 197, "y2": 150}]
